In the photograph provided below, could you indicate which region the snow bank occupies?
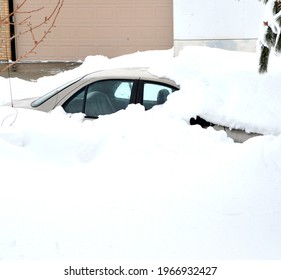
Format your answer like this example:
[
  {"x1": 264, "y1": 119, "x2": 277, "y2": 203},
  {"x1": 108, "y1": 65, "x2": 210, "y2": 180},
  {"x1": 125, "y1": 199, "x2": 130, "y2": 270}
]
[
  {"x1": 149, "y1": 47, "x2": 281, "y2": 135},
  {"x1": 2, "y1": 47, "x2": 280, "y2": 135},
  {"x1": 0, "y1": 47, "x2": 281, "y2": 260}
]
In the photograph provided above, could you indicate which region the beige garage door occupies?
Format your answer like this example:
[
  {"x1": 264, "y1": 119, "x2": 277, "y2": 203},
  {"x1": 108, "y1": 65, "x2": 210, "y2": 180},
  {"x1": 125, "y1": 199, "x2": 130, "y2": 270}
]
[{"x1": 14, "y1": 0, "x2": 173, "y2": 61}]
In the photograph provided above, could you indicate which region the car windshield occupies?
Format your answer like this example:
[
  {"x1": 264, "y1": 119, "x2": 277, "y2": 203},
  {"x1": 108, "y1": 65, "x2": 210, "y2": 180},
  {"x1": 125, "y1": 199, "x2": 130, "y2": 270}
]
[{"x1": 31, "y1": 75, "x2": 86, "y2": 108}]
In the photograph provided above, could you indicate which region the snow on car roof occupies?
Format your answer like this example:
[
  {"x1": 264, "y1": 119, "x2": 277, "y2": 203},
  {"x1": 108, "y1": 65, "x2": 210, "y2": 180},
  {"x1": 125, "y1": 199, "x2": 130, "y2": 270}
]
[{"x1": 84, "y1": 67, "x2": 179, "y2": 89}]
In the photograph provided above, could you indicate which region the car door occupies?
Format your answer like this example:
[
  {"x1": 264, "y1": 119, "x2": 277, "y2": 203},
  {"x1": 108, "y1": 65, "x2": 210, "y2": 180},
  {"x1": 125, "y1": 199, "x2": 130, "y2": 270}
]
[
  {"x1": 62, "y1": 79, "x2": 137, "y2": 118},
  {"x1": 136, "y1": 80, "x2": 179, "y2": 110}
]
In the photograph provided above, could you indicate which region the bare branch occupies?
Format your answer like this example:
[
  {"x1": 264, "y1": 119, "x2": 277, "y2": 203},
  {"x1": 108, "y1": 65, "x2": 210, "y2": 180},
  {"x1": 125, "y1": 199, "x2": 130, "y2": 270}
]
[{"x1": 1, "y1": 0, "x2": 64, "y2": 72}]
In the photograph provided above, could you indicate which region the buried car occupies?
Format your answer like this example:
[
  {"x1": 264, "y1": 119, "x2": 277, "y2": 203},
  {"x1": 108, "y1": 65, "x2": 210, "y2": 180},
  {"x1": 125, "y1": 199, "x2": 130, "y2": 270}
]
[
  {"x1": 10, "y1": 67, "x2": 259, "y2": 143},
  {"x1": 11, "y1": 68, "x2": 179, "y2": 117}
]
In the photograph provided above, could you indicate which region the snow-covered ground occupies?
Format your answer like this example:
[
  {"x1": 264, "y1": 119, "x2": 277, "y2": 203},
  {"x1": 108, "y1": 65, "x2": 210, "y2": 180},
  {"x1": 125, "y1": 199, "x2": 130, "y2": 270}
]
[{"x1": 0, "y1": 47, "x2": 281, "y2": 260}]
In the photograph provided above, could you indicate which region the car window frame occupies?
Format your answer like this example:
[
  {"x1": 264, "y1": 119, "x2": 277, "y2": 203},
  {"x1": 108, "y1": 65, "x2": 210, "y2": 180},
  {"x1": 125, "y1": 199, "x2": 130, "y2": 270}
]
[
  {"x1": 137, "y1": 80, "x2": 179, "y2": 109},
  {"x1": 31, "y1": 75, "x2": 86, "y2": 108},
  {"x1": 62, "y1": 78, "x2": 139, "y2": 118}
]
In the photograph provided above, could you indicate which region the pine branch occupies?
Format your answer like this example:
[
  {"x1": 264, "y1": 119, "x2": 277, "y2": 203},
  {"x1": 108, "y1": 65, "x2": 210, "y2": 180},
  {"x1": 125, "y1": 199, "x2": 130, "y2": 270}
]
[
  {"x1": 265, "y1": 25, "x2": 277, "y2": 47},
  {"x1": 258, "y1": 0, "x2": 281, "y2": 73},
  {"x1": 259, "y1": 45, "x2": 271, "y2": 73},
  {"x1": 275, "y1": 34, "x2": 281, "y2": 52},
  {"x1": 259, "y1": 0, "x2": 270, "y2": 4},
  {"x1": 273, "y1": 1, "x2": 281, "y2": 16}
]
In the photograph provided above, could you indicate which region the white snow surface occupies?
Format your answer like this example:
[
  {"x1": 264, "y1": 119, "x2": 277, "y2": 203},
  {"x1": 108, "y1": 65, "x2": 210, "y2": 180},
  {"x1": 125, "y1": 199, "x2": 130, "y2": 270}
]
[{"x1": 0, "y1": 47, "x2": 281, "y2": 260}]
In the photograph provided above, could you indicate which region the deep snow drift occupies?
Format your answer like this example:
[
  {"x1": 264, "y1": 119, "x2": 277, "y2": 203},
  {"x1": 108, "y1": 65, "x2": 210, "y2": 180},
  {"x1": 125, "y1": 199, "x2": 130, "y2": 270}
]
[{"x1": 0, "y1": 47, "x2": 281, "y2": 260}]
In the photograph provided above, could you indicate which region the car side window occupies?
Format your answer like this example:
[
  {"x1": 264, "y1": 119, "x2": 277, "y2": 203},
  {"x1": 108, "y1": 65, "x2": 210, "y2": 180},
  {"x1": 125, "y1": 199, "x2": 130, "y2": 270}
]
[
  {"x1": 114, "y1": 82, "x2": 133, "y2": 100},
  {"x1": 62, "y1": 87, "x2": 86, "y2": 113},
  {"x1": 63, "y1": 80, "x2": 133, "y2": 117},
  {"x1": 143, "y1": 83, "x2": 174, "y2": 110}
]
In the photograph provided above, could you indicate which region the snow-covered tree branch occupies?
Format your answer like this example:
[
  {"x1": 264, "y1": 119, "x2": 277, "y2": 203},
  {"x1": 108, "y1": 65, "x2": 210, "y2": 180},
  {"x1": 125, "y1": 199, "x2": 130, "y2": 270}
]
[{"x1": 257, "y1": 0, "x2": 281, "y2": 73}]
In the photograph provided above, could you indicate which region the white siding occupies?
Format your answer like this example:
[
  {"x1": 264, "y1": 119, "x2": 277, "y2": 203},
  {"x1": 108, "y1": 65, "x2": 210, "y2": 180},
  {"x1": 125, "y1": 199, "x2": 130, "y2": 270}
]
[
  {"x1": 174, "y1": 0, "x2": 264, "y2": 40},
  {"x1": 173, "y1": 0, "x2": 264, "y2": 53}
]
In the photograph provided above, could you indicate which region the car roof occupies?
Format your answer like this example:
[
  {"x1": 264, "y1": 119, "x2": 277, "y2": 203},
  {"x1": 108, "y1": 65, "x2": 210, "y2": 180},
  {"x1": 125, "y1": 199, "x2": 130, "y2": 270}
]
[{"x1": 84, "y1": 67, "x2": 179, "y2": 89}]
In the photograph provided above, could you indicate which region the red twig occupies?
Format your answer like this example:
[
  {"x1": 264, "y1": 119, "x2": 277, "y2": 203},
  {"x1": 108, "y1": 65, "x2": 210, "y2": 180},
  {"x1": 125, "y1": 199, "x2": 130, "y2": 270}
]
[{"x1": 1, "y1": 0, "x2": 64, "y2": 72}]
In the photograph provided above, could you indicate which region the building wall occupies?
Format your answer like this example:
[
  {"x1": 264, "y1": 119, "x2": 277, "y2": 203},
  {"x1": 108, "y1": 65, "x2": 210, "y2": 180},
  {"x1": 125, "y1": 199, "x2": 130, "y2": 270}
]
[
  {"x1": 173, "y1": 0, "x2": 264, "y2": 54},
  {"x1": 0, "y1": 0, "x2": 11, "y2": 61},
  {"x1": 13, "y1": 0, "x2": 173, "y2": 61}
]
